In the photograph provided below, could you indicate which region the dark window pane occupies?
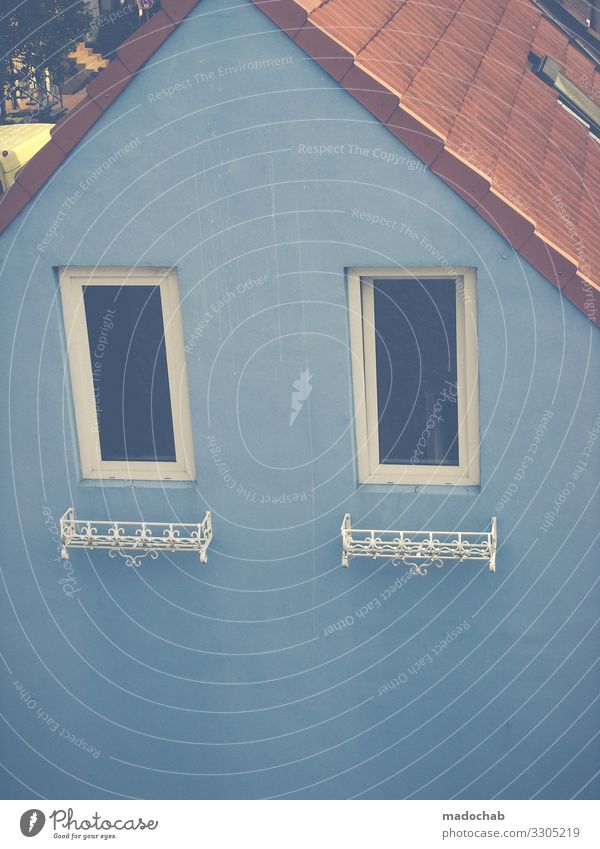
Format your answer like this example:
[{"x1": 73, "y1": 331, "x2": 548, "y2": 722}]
[
  {"x1": 83, "y1": 285, "x2": 176, "y2": 463},
  {"x1": 372, "y1": 277, "x2": 459, "y2": 466}
]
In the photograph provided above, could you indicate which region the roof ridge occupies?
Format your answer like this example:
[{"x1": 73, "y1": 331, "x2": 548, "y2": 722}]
[{"x1": 0, "y1": 0, "x2": 199, "y2": 230}]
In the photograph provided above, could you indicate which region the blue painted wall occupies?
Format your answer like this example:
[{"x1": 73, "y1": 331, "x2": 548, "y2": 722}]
[{"x1": 0, "y1": 0, "x2": 598, "y2": 800}]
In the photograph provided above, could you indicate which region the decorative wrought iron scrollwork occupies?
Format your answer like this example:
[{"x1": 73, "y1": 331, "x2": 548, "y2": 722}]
[
  {"x1": 341, "y1": 514, "x2": 497, "y2": 572},
  {"x1": 59, "y1": 509, "x2": 213, "y2": 566},
  {"x1": 108, "y1": 549, "x2": 160, "y2": 568}
]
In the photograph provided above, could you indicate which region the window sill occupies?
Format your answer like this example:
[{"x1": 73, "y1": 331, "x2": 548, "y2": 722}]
[
  {"x1": 355, "y1": 483, "x2": 480, "y2": 495},
  {"x1": 78, "y1": 479, "x2": 197, "y2": 490}
]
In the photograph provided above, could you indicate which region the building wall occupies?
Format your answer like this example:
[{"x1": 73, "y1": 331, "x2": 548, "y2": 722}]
[{"x1": 0, "y1": 0, "x2": 598, "y2": 800}]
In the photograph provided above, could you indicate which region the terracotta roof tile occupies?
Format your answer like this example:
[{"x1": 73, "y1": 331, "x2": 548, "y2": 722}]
[
  {"x1": 296, "y1": 0, "x2": 323, "y2": 11},
  {"x1": 475, "y1": 187, "x2": 536, "y2": 249},
  {"x1": 294, "y1": 20, "x2": 355, "y2": 79},
  {"x1": 340, "y1": 62, "x2": 399, "y2": 120},
  {"x1": 50, "y1": 96, "x2": 103, "y2": 154},
  {"x1": 444, "y1": 3, "x2": 538, "y2": 175},
  {"x1": 459, "y1": 2, "x2": 538, "y2": 108},
  {"x1": 385, "y1": 103, "x2": 445, "y2": 163},
  {"x1": 160, "y1": 0, "x2": 200, "y2": 23},
  {"x1": 0, "y1": 182, "x2": 31, "y2": 236},
  {"x1": 564, "y1": 42, "x2": 599, "y2": 102},
  {"x1": 357, "y1": 1, "x2": 462, "y2": 97},
  {"x1": 563, "y1": 272, "x2": 600, "y2": 320},
  {"x1": 251, "y1": 0, "x2": 307, "y2": 33},
  {"x1": 592, "y1": 67, "x2": 600, "y2": 102},
  {"x1": 532, "y1": 111, "x2": 588, "y2": 256},
  {"x1": 492, "y1": 74, "x2": 555, "y2": 215},
  {"x1": 14, "y1": 141, "x2": 65, "y2": 197},
  {"x1": 116, "y1": 10, "x2": 176, "y2": 73},
  {"x1": 431, "y1": 147, "x2": 490, "y2": 204},
  {"x1": 576, "y1": 137, "x2": 600, "y2": 277},
  {"x1": 401, "y1": 0, "x2": 504, "y2": 135},
  {"x1": 86, "y1": 57, "x2": 132, "y2": 111},
  {"x1": 519, "y1": 232, "x2": 578, "y2": 288},
  {"x1": 311, "y1": 0, "x2": 401, "y2": 54},
  {"x1": 531, "y1": 15, "x2": 569, "y2": 62}
]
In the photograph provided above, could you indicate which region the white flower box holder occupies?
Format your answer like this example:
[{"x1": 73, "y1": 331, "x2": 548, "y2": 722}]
[
  {"x1": 341, "y1": 514, "x2": 497, "y2": 573},
  {"x1": 60, "y1": 508, "x2": 212, "y2": 568}
]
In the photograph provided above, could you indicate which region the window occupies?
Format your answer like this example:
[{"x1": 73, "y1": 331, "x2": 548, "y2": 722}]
[
  {"x1": 348, "y1": 267, "x2": 479, "y2": 486},
  {"x1": 60, "y1": 267, "x2": 195, "y2": 480}
]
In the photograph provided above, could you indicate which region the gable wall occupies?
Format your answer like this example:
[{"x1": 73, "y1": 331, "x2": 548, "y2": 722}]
[{"x1": 0, "y1": 0, "x2": 598, "y2": 800}]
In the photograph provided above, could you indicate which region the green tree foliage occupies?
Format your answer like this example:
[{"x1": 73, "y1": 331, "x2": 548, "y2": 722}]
[{"x1": 1, "y1": 1, "x2": 92, "y2": 118}]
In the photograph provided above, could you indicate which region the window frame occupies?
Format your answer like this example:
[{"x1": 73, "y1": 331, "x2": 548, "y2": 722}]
[
  {"x1": 347, "y1": 266, "x2": 480, "y2": 486},
  {"x1": 59, "y1": 266, "x2": 195, "y2": 481}
]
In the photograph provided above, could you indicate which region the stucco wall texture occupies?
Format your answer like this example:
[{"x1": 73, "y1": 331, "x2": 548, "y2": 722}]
[{"x1": 0, "y1": 0, "x2": 598, "y2": 799}]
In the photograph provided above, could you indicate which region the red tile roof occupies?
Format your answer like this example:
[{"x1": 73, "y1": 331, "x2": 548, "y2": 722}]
[
  {"x1": 256, "y1": 0, "x2": 600, "y2": 325},
  {"x1": 1, "y1": 0, "x2": 598, "y2": 326}
]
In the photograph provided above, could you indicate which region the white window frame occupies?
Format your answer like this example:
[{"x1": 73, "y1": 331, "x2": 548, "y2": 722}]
[
  {"x1": 59, "y1": 266, "x2": 195, "y2": 481},
  {"x1": 348, "y1": 266, "x2": 480, "y2": 486}
]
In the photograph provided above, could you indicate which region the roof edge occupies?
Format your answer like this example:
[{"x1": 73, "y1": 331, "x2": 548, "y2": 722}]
[
  {"x1": 251, "y1": 0, "x2": 599, "y2": 327},
  {"x1": 0, "y1": 0, "x2": 201, "y2": 234},
  {"x1": 0, "y1": 0, "x2": 597, "y2": 327}
]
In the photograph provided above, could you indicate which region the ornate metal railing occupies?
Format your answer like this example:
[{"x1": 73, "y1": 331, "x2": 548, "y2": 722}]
[
  {"x1": 60, "y1": 508, "x2": 212, "y2": 567},
  {"x1": 341, "y1": 514, "x2": 497, "y2": 573}
]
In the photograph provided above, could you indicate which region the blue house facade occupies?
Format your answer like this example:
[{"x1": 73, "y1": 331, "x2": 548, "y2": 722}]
[{"x1": 0, "y1": 0, "x2": 598, "y2": 800}]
